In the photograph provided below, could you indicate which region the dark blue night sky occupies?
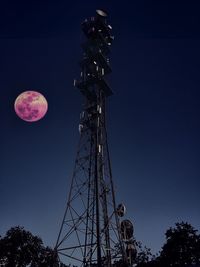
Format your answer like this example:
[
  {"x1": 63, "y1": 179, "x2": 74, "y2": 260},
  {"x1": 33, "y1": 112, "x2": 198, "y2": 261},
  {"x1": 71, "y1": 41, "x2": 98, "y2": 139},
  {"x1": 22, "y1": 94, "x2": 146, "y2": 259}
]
[{"x1": 1, "y1": 0, "x2": 200, "y2": 255}]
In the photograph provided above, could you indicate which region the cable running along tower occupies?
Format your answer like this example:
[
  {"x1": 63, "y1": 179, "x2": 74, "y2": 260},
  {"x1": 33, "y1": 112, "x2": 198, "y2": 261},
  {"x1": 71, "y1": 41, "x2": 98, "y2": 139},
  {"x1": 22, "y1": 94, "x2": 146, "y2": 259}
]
[{"x1": 55, "y1": 10, "x2": 136, "y2": 267}]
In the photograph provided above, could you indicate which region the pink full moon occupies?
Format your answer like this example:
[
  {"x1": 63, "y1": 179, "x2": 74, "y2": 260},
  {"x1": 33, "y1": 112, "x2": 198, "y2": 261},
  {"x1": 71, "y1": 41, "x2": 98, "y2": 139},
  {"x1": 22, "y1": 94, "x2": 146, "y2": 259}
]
[{"x1": 14, "y1": 91, "x2": 48, "y2": 122}]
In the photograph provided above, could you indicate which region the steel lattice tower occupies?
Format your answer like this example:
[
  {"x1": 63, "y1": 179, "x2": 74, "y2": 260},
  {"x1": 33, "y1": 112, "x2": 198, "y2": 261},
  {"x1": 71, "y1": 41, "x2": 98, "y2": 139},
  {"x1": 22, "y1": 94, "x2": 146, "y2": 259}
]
[{"x1": 55, "y1": 10, "x2": 136, "y2": 267}]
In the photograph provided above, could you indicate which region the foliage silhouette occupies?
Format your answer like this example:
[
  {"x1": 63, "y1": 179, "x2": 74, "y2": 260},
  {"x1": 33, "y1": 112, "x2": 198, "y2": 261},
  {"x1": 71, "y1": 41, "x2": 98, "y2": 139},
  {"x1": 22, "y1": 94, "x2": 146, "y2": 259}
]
[
  {"x1": 159, "y1": 221, "x2": 200, "y2": 267},
  {"x1": 135, "y1": 222, "x2": 200, "y2": 267},
  {"x1": 0, "y1": 226, "x2": 59, "y2": 267},
  {"x1": 1, "y1": 222, "x2": 200, "y2": 267},
  {"x1": 135, "y1": 240, "x2": 153, "y2": 266}
]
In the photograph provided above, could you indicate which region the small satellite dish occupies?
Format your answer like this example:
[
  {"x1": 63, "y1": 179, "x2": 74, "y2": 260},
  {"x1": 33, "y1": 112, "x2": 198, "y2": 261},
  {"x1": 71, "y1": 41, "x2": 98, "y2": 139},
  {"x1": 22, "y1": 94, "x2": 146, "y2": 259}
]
[
  {"x1": 116, "y1": 203, "x2": 126, "y2": 217},
  {"x1": 96, "y1": 9, "x2": 108, "y2": 17},
  {"x1": 121, "y1": 220, "x2": 134, "y2": 240}
]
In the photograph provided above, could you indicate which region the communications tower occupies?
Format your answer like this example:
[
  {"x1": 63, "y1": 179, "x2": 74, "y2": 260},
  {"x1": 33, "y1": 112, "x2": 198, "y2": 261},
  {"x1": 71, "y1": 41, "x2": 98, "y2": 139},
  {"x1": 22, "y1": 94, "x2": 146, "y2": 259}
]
[{"x1": 55, "y1": 10, "x2": 136, "y2": 267}]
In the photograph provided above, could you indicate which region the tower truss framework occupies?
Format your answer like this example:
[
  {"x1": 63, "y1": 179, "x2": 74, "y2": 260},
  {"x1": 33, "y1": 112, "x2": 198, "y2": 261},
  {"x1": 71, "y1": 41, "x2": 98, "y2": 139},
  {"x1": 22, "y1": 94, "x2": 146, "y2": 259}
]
[{"x1": 55, "y1": 10, "x2": 135, "y2": 267}]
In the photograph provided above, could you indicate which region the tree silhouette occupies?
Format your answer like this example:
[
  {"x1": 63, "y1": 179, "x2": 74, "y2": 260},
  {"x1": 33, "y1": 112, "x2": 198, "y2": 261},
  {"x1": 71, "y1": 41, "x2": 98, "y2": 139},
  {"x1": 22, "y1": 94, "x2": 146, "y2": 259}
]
[
  {"x1": 159, "y1": 221, "x2": 200, "y2": 267},
  {"x1": 135, "y1": 240, "x2": 153, "y2": 266},
  {"x1": 134, "y1": 222, "x2": 200, "y2": 267},
  {"x1": 0, "y1": 226, "x2": 59, "y2": 267}
]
